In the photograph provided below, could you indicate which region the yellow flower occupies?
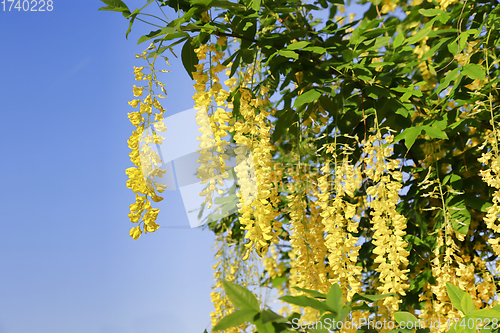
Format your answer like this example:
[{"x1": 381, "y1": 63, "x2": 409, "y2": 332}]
[
  {"x1": 133, "y1": 85, "x2": 144, "y2": 97},
  {"x1": 128, "y1": 99, "x2": 140, "y2": 108},
  {"x1": 201, "y1": 11, "x2": 210, "y2": 23},
  {"x1": 224, "y1": 77, "x2": 237, "y2": 86},
  {"x1": 129, "y1": 226, "x2": 142, "y2": 240},
  {"x1": 216, "y1": 37, "x2": 227, "y2": 46},
  {"x1": 133, "y1": 66, "x2": 144, "y2": 81},
  {"x1": 153, "y1": 120, "x2": 167, "y2": 132},
  {"x1": 127, "y1": 112, "x2": 143, "y2": 127},
  {"x1": 140, "y1": 102, "x2": 152, "y2": 114}
]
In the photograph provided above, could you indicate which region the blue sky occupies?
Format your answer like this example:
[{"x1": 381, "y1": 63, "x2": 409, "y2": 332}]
[
  {"x1": 0, "y1": 1, "x2": 371, "y2": 333},
  {"x1": 0, "y1": 2, "x2": 217, "y2": 332}
]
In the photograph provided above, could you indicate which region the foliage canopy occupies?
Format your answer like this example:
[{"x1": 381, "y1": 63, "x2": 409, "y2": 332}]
[{"x1": 101, "y1": 0, "x2": 500, "y2": 331}]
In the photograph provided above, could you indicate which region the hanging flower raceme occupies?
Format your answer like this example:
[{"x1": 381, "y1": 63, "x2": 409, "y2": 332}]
[
  {"x1": 423, "y1": 222, "x2": 464, "y2": 333},
  {"x1": 223, "y1": 60, "x2": 281, "y2": 260},
  {"x1": 363, "y1": 134, "x2": 410, "y2": 311},
  {"x1": 479, "y1": 130, "x2": 500, "y2": 256},
  {"x1": 318, "y1": 154, "x2": 363, "y2": 301},
  {"x1": 210, "y1": 230, "x2": 257, "y2": 333},
  {"x1": 126, "y1": 43, "x2": 168, "y2": 240},
  {"x1": 193, "y1": 38, "x2": 235, "y2": 210}
]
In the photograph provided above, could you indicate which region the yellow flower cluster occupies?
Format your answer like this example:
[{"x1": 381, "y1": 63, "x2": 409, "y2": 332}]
[
  {"x1": 363, "y1": 134, "x2": 409, "y2": 311},
  {"x1": 233, "y1": 144, "x2": 258, "y2": 207},
  {"x1": 288, "y1": 174, "x2": 328, "y2": 293},
  {"x1": 228, "y1": 64, "x2": 281, "y2": 258},
  {"x1": 283, "y1": 160, "x2": 331, "y2": 324},
  {"x1": 195, "y1": 106, "x2": 229, "y2": 209},
  {"x1": 210, "y1": 235, "x2": 251, "y2": 333},
  {"x1": 413, "y1": 35, "x2": 437, "y2": 90},
  {"x1": 318, "y1": 158, "x2": 362, "y2": 301},
  {"x1": 193, "y1": 38, "x2": 234, "y2": 209},
  {"x1": 478, "y1": 131, "x2": 500, "y2": 256},
  {"x1": 263, "y1": 244, "x2": 286, "y2": 282},
  {"x1": 412, "y1": 153, "x2": 459, "y2": 331},
  {"x1": 126, "y1": 44, "x2": 168, "y2": 240},
  {"x1": 439, "y1": 0, "x2": 458, "y2": 10},
  {"x1": 428, "y1": 228, "x2": 461, "y2": 331},
  {"x1": 379, "y1": 0, "x2": 397, "y2": 14}
]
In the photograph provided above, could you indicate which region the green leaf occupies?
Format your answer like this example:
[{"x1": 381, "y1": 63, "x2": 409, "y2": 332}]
[
  {"x1": 230, "y1": 53, "x2": 241, "y2": 78},
  {"x1": 272, "y1": 107, "x2": 298, "y2": 143},
  {"x1": 287, "y1": 41, "x2": 310, "y2": 50},
  {"x1": 213, "y1": 309, "x2": 258, "y2": 331},
  {"x1": 369, "y1": 36, "x2": 392, "y2": 50},
  {"x1": 211, "y1": 0, "x2": 246, "y2": 10},
  {"x1": 190, "y1": 0, "x2": 212, "y2": 6},
  {"x1": 294, "y1": 89, "x2": 321, "y2": 108},
  {"x1": 293, "y1": 287, "x2": 327, "y2": 299},
  {"x1": 339, "y1": 307, "x2": 351, "y2": 323},
  {"x1": 446, "y1": 325, "x2": 457, "y2": 333},
  {"x1": 278, "y1": 50, "x2": 298, "y2": 59},
  {"x1": 260, "y1": 309, "x2": 287, "y2": 323},
  {"x1": 287, "y1": 312, "x2": 301, "y2": 324},
  {"x1": 181, "y1": 38, "x2": 199, "y2": 80},
  {"x1": 243, "y1": 22, "x2": 254, "y2": 31},
  {"x1": 254, "y1": 317, "x2": 276, "y2": 333},
  {"x1": 448, "y1": 38, "x2": 459, "y2": 54},
  {"x1": 408, "y1": 270, "x2": 433, "y2": 292},
  {"x1": 394, "y1": 312, "x2": 422, "y2": 328},
  {"x1": 394, "y1": 126, "x2": 423, "y2": 150},
  {"x1": 405, "y1": 26, "x2": 432, "y2": 45},
  {"x1": 125, "y1": 9, "x2": 139, "y2": 39},
  {"x1": 459, "y1": 33, "x2": 468, "y2": 51},
  {"x1": 437, "y1": 12, "x2": 450, "y2": 24},
  {"x1": 223, "y1": 280, "x2": 260, "y2": 311},
  {"x1": 303, "y1": 46, "x2": 326, "y2": 54},
  {"x1": 421, "y1": 125, "x2": 448, "y2": 140},
  {"x1": 455, "y1": 316, "x2": 476, "y2": 333},
  {"x1": 349, "y1": 293, "x2": 398, "y2": 305},
  {"x1": 447, "y1": 196, "x2": 471, "y2": 235},
  {"x1": 462, "y1": 64, "x2": 486, "y2": 80},
  {"x1": 461, "y1": 294, "x2": 476, "y2": 315},
  {"x1": 443, "y1": 174, "x2": 461, "y2": 187},
  {"x1": 394, "y1": 33, "x2": 405, "y2": 48},
  {"x1": 99, "y1": 0, "x2": 130, "y2": 16},
  {"x1": 279, "y1": 295, "x2": 331, "y2": 312},
  {"x1": 449, "y1": 174, "x2": 463, "y2": 190},
  {"x1": 326, "y1": 284, "x2": 344, "y2": 314},
  {"x1": 418, "y1": 8, "x2": 443, "y2": 16},
  {"x1": 100, "y1": 0, "x2": 128, "y2": 7},
  {"x1": 435, "y1": 68, "x2": 460, "y2": 95},
  {"x1": 470, "y1": 308, "x2": 500, "y2": 319},
  {"x1": 318, "y1": 313, "x2": 338, "y2": 330},
  {"x1": 446, "y1": 283, "x2": 467, "y2": 313},
  {"x1": 221, "y1": 50, "x2": 239, "y2": 67},
  {"x1": 251, "y1": 0, "x2": 260, "y2": 11},
  {"x1": 270, "y1": 276, "x2": 287, "y2": 288},
  {"x1": 462, "y1": 194, "x2": 492, "y2": 213},
  {"x1": 367, "y1": 62, "x2": 395, "y2": 68},
  {"x1": 137, "y1": 27, "x2": 176, "y2": 45},
  {"x1": 422, "y1": 36, "x2": 454, "y2": 59}
]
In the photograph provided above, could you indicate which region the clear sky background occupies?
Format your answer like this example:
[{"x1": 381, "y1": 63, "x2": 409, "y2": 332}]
[
  {"x1": 0, "y1": 1, "x2": 368, "y2": 333},
  {"x1": 0, "y1": 1, "x2": 218, "y2": 333}
]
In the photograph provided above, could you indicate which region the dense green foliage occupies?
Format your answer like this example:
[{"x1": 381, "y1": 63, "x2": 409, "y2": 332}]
[{"x1": 102, "y1": 0, "x2": 500, "y2": 331}]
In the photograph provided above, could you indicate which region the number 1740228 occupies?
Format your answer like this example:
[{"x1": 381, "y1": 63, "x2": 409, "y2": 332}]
[{"x1": 2, "y1": 0, "x2": 53, "y2": 11}]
